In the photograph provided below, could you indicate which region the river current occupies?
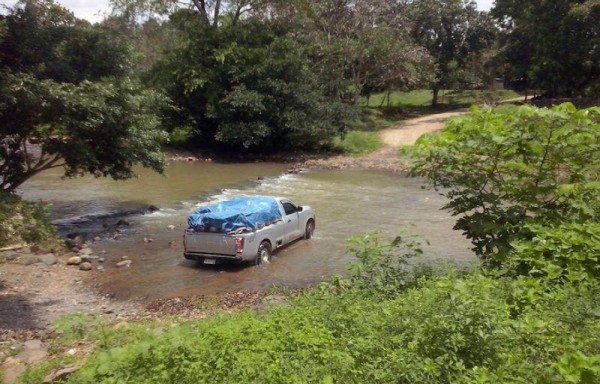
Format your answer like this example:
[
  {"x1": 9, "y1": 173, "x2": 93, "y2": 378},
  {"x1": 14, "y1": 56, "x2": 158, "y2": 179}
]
[{"x1": 20, "y1": 161, "x2": 473, "y2": 300}]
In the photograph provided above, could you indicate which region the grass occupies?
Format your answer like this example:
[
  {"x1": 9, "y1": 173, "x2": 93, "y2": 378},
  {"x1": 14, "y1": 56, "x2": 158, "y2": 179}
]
[
  {"x1": 333, "y1": 130, "x2": 383, "y2": 156},
  {"x1": 354, "y1": 89, "x2": 523, "y2": 133},
  {"x1": 362, "y1": 89, "x2": 522, "y2": 108}
]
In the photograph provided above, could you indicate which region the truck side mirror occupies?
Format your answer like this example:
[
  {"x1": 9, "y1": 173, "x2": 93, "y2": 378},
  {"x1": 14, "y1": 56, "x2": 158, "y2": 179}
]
[{"x1": 297, "y1": 206, "x2": 303, "y2": 212}]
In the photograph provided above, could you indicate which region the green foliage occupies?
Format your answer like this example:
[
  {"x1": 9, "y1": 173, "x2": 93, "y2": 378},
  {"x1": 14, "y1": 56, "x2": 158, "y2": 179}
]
[
  {"x1": 510, "y1": 222, "x2": 600, "y2": 282},
  {"x1": 409, "y1": 0, "x2": 498, "y2": 106},
  {"x1": 54, "y1": 272, "x2": 600, "y2": 384},
  {"x1": 333, "y1": 131, "x2": 382, "y2": 156},
  {"x1": 150, "y1": 16, "x2": 355, "y2": 153},
  {"x1": 0, "y1": 0, "x2": 167, "y2": 194},
  {"x1": 346, "y1": 232, "x2": 424, "y2": 296},
  {"x1": 362, "y1": 89, "x2": 521, "y2": 108},
  {"x1": 493, "y1": 0, "x2": 600, "y2": 97},
  {"x1": 0, "y1": 72, "x2": 168, "y2": 193},
  {"x1": 408, "y1": 103, "x2": 600, "y2": 277},
  {"x1": 0, "y1": 191, "x2": 58, "y2": 247},
  {"x1": 0, "y1": 0, "x2": 130, "y2": 83}
]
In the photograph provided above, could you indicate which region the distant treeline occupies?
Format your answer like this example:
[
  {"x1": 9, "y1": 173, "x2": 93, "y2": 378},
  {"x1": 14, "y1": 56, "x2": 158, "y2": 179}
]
[{"x1": 1, "y1": 0, "x2": 599, "y2": 170}]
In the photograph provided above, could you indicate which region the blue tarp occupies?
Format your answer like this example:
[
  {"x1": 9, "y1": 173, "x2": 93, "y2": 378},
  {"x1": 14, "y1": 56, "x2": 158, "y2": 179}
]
[{"x1": 187, "y1": 196, "x2": 282, "y2": 232}]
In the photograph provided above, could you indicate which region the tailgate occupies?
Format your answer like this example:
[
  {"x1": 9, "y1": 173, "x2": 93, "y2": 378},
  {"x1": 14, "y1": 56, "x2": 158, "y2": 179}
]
[{"x1": 184, "y1": 231, "x2": 237, "y2": 256}]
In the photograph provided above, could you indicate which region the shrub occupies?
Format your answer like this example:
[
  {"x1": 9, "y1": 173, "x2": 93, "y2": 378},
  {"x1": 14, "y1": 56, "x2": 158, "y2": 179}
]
[
  {"x1": 407, "y1": 103, "x2": 600, "y2": 277},
  {"x1": 0, "y1": 192, "x2": 58, "y2": 248},
  {"x1": 334, "y1": 131, "x2": 383, "y2": 155},
  {"x1": 58, "y1": 273, "x2": 600, "y2": 384}
]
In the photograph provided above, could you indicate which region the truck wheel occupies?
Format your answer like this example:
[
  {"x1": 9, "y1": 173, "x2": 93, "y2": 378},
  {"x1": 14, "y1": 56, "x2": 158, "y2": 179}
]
[
  {"x1": 304, "y1": 220, "x2": 315, "y2": 240},
  {"x1": 255, "y1": 241, "x2": 272, "y2": 265}
]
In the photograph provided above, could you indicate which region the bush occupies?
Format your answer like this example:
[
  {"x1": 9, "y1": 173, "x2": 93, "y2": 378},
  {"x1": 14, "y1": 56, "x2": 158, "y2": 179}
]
[
  {"x1": 55, "y1": 273, "x2": 600, "y2": 384},
  {"x1": 334, "y1": 131, "x2": 382, "y2": 155},
  {"x1": 0, "y1": 192, "x2": 58, "y2": 248},
  {"x1": 407, "y1": 103, "x2": 600, "y2": 277}
]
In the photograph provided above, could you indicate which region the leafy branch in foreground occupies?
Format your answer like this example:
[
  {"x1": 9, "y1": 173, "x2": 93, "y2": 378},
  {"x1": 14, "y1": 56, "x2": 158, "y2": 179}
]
[{"x1": 408, "y1": 103, "x2": 600, "y2": 279}]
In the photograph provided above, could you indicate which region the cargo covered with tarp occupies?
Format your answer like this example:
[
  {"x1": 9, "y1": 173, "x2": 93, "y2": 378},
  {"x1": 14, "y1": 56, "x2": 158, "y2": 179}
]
[{"x1": 187, "y1": 196, "x2": 282, "y2": 233}]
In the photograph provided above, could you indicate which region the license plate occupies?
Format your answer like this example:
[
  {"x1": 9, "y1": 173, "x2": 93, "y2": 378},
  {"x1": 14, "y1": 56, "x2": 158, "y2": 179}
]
[{"x1": 204, "y1": 259, "x2": 216, "y2": 265}]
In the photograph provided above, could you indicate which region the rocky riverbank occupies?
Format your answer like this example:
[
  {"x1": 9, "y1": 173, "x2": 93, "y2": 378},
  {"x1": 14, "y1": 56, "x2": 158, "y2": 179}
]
[
  {"x1": 0, "y1": 241, "x2": 302, "y2": 383},
  {"x1": 1, "y1": 108, "x2": 471, "y2": 382}
]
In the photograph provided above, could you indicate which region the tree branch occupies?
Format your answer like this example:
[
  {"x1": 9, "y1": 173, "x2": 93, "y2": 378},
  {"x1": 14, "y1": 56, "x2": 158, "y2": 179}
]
[
  {"x1": 213, "y1": 0, "x2": 221, "y2": 27},
  {"x1": 191, "y1": 0, "x2": 210, "y2": 25}
]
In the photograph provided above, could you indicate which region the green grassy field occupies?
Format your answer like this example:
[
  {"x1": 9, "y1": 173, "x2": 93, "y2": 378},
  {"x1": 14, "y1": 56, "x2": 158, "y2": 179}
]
[
  {"x1": 362, "y1": 89, "x2": 521, "y2": 108},
  {"x1": 333, "y1": 131, "x2": 383, "y2": 156}
]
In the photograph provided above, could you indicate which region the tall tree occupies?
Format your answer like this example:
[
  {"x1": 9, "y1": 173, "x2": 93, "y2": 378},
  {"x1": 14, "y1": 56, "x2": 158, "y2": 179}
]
[
  {"x1": 148, "y1": 12, "x2": 353, "y2": 151},
  {"x1": 493, "y1": 0, "x2": 600, "y2": 97},
  {"x1": 109, "y1": 0, "x2": 262, "y2": 27},
  {"x1": 0, "y1": 0, "x2": 167, "y2": 193},
  {"x1": 409, "y1": 0, "x2": 497, "y2": 106}
]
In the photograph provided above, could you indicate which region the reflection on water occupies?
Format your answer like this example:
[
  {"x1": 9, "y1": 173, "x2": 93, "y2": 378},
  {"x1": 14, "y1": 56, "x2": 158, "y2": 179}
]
[{"x1": 21, "y1": 162, "x2": 473, "y2": 301}]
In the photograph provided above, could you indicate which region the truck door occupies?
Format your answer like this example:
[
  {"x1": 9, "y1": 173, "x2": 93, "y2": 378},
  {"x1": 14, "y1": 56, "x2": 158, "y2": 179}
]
[{"x1": 281, "y1": 201, "x2": 301, "y2": 243}]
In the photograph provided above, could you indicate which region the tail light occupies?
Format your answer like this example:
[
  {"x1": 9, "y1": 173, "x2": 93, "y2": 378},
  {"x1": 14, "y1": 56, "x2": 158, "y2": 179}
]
[{"x1": 235, "y1": 237, "x2": 244, "y2": 254}]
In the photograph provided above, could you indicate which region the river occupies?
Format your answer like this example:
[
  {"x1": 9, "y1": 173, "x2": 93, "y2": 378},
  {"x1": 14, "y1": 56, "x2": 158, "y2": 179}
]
[{"x1": 20, "y1": 161, "x2": 473, "y2": 300}]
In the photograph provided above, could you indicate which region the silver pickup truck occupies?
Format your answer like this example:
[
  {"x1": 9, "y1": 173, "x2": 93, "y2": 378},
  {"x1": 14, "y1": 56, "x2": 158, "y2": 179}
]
[{"x1": 183, "y1": 197, "x2": 315, "y2": 265}]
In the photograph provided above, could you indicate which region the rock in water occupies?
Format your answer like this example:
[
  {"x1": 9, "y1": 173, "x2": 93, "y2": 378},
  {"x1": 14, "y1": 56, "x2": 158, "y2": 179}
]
[
  {"x1": 67, "y1": 256, "x2": 82, "y2": 265},
  {"x1": 167, "y1": 225, "x2": 175, "y2": 230}
]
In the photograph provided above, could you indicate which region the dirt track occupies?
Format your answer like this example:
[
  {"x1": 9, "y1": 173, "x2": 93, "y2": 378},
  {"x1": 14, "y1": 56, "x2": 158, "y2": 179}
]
[
  {"x1": 303, "y1": 110, "x2": 468, "y2": 172},
  {"x1": 304, "y1": 97, "x2": 527, "y2": 171}
]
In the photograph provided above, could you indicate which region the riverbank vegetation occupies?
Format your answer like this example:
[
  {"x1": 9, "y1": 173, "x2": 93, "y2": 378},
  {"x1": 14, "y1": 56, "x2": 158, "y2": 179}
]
[
  {"x1": 1, "y1": 0, "x2": 598, "y2": 169},
  {"x1": 16, "y1": 102, "x2": 600, "y2": 383},
  {"x1": 362, "y1": 89, "x2": 521, "y2": 109},
  {"x1": 1, "y1": 1, "x2": 599, "y2": 381},
  {"x1": 0, "y1": 192, "x2": 58, "y2": 250}
]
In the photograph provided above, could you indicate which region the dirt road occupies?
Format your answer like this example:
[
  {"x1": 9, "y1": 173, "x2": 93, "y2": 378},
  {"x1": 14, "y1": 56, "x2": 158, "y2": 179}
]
[{"x1": 304, "y1": 110, "x2": 468, "y2": 172}]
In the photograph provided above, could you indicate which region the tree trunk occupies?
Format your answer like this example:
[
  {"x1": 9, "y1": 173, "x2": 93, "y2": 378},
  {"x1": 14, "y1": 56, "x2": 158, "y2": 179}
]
[{"x1": 432, "y1": 87, "x2": 440, "y2": 107}]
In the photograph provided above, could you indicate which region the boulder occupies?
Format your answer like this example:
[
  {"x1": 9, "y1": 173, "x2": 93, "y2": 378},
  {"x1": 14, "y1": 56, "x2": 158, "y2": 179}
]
[
  {"x1": 37, "y1": 253, "x2": 57, "y2": 266},
  {"x1": 148, "y1": 205, "x2": 160, "y2": 212},
  {"x1": 93, "y1": 236, "x2": 101, "y2": 242},
  {"x1": 66, "y1": 256, "x2": 82, "y2": 266},
  {"x1": 116, "y1": 219, "x2": 130, "y2": 226},
  {"x1": 79, "y1": 262, "x2": 92, "y2": 271},
  {"x1": 116, "y1": 260, "x2": 132, "y2": 268},
  {"x1": 0, "y1": 251, "x2": 18, "y2": 262},
  {"x1": 18, "y1": 254, "x2": 38, "y2": 266}
]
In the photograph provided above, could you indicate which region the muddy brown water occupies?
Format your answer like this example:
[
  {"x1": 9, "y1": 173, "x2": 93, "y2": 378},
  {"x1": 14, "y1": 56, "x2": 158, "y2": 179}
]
[{"x1": 20, "y1": 162, "x2": 473, "y2": 301}]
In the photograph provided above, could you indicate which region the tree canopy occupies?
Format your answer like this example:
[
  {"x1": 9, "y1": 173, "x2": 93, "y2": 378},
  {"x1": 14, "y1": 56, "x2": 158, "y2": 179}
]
[
  {"x1": 409, "y1": 0, "x2": 497, "y2": 106},
  {"x1": 0, "y1": 0, "x2": 167, "y2": 194},
  {"x1": 493, "y1": 0, "x2": 600, "y2": 97}
]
